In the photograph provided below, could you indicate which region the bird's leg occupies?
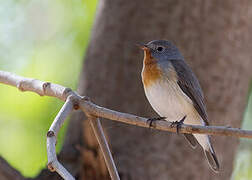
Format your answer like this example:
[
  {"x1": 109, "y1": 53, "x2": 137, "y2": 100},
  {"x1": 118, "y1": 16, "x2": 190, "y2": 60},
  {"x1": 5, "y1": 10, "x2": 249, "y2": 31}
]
[
  {"x1": 170, "y1": 115, "x2": 187, "y2": 134},
  {"x1": 147, "y1": 117, "x2": 166, "y2": 128}
]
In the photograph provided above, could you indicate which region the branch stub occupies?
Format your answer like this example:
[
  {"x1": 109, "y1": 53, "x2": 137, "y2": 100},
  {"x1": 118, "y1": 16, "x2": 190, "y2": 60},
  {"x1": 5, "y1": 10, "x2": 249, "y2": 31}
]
[
  {"x1": 47, "y1": 162, "x2": 56, "y2": 172},
  {"x1": 47, "y1": 131, "x2": 55, "y2": 137}
]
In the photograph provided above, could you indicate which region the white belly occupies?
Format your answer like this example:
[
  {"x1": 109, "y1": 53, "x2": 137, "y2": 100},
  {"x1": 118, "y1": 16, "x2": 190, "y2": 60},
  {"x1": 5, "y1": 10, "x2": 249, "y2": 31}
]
[
  {"x1": 144, "y1": 79, "x2": 211, "y2": 149},
  {"x1": 144, "y1": 80, "x2": 203, "y2": 126}
]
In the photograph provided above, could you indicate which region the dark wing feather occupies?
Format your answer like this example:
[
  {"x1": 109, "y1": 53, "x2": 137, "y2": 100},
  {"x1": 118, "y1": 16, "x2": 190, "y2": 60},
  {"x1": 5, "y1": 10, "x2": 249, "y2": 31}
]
[
  {"x1": 171, "y1": 60, "x2": 209, "y2": 125},
  {"x1": 183, "y1": 134, "x2": 198, "y2": 149}
]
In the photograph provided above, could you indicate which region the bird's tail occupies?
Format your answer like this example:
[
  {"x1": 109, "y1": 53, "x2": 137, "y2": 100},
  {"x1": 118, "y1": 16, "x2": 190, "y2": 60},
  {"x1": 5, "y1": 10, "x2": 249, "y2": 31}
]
[
  {"x1": 194, "y1": 134, "x2": 220, "y2": 173},
  {"x1": 204, "y1": 145, "x2": 220, "y2": 173}
]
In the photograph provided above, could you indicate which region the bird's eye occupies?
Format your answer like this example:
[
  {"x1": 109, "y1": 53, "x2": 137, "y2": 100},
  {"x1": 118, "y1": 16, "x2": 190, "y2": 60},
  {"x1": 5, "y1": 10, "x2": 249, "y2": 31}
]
[{"x1": 157, "y1": 46, "x2": 164, "y2": 52}]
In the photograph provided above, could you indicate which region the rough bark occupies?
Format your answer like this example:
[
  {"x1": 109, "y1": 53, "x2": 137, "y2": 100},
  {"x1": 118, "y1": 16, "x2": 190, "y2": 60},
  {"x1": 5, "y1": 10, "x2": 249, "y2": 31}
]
[
  {"x1": 1, "y1": 0, "x2": 252, "y2": 180},
  {"x1": 77, "y1": 0, "x2": 252, "y2": 180}
]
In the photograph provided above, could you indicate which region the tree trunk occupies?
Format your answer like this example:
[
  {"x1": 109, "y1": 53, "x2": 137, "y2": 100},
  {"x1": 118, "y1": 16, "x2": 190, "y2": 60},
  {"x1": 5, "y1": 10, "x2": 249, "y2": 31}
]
[
  {"x1": 1, "y1": 1, "x2": 252, "y2": 180},
  {"x1": 77, "y1": 0, "x2": 252, "y2": 180}
]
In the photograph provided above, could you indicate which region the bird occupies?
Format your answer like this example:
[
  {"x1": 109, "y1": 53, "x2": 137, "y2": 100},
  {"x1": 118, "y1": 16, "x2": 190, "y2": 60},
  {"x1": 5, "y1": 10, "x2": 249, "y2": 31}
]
[{"x1": 139, "y1": 40, "x2": 220, "y2": 173}]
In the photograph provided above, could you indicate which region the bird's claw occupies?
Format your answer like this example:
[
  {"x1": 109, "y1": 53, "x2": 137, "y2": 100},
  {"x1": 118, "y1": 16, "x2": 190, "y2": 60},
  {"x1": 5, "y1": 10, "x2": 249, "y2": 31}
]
[
  {"x1": 170, "y1": 115, "x2": 187, "y2": 134},
  {"x1": 147, "y1": 117, "x2": 166, "y2": 128}
]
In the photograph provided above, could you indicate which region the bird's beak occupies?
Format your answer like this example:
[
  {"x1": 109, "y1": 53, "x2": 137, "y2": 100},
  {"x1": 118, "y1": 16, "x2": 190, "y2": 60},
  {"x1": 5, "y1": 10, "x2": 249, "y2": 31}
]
[{"x1": 136, "y1": 43, "x2": 149, "y2": 50}]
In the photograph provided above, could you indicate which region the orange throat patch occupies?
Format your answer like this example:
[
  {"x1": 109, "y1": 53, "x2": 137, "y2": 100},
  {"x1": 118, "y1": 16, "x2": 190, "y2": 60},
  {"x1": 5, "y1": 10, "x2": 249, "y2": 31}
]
[{"x1": 142, "y1": 49, "x2": 162, "y2": 87}]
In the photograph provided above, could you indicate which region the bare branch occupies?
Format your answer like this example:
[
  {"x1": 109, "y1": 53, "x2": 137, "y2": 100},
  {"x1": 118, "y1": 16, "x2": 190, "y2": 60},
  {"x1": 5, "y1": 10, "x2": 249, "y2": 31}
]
[
  {"x1": 80, "y1": 100, "x2": 252, "y2": 138},
  {"x1": 1, "y1": 70, "x2": 252, "y2": 179},
  {"x1": 0, "y1": 71, "x2": 74, "y2": 101},
  {"x1": 88, "y1": 116, "x2": 120, "y2": 180},
  {"x1": 47, "y1": 96, "x2": 75, "y2": 180}
]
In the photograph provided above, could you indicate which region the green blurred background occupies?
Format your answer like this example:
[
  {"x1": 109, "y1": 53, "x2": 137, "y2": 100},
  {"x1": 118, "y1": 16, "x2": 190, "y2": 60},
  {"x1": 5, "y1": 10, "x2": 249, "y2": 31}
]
[
  {"x1": 0, "y1": 0, "x2": 97, "y2": 177},
  {"x1": 0, "y1": 0, "x2": 251, "y2": 179}
]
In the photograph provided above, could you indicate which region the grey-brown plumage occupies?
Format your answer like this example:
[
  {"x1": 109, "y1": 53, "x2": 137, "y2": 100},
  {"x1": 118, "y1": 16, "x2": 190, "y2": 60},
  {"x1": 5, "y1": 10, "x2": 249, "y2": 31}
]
[
  {"x1": 171, "y1": 59, "x2": 208, "y2": 125},
  {"x1": 184, "y1": 133, "x2": 198, "y2": 149},
  {"x1": 171, "y1": 59, "x2": 219, "y2": 172},
  {"x1": 140, "y1": 40, "x2": 220, "y2": 173}
]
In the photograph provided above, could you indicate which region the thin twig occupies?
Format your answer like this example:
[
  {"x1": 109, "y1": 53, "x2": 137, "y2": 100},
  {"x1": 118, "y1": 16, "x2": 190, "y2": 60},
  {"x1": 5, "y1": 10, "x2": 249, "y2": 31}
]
[
  {"x1": 47, "y1": 96, "x2": 75, "y2": 180},
  {"x1": 0, "y1": 70, "x2": 70, "y2": 101},
  {"x1": 1, "y1": 70, "x2": 252, "y2": 179},
  {"x1": 81, "y1": 100, "x2": 252, "y2": 138},
  {"x1": 88, "y1": 116, "x2": 120, "y2": 180}
]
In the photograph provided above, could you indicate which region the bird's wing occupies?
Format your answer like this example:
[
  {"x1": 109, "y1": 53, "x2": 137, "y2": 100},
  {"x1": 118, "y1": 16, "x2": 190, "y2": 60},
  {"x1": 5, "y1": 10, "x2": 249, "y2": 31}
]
[{"x1": 170, "y1": 60, "x2": 209, "y2": 125}]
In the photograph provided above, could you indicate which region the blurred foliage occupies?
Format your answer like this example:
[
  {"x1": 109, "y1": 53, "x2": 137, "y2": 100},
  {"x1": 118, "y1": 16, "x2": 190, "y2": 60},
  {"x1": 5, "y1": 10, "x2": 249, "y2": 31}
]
[
  {"x1": 0, "y1": 0, "x2": 97, "y2": 177},
  {"x1": 232, "y1": 83, "x2": 252, "y2": 180}
]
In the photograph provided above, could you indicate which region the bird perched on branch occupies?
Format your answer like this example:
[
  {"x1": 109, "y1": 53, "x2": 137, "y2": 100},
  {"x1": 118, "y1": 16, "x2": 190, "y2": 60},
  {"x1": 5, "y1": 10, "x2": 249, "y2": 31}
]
[{"x1": 139, "y1": 40, "x2": 219, "y2": 172}]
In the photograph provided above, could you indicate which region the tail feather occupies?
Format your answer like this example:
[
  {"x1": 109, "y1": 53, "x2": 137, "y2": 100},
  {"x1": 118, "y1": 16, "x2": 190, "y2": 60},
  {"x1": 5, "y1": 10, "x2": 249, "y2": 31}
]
[
  {"x1": 192, "y1": 133, "x2": 220, "y2": 173},
  {"x1": 204, "y1": 149, "x2": 220, "y2": 173},
  {"x1": 183, "y1": 134, "x2": 197, "y2": 149}
]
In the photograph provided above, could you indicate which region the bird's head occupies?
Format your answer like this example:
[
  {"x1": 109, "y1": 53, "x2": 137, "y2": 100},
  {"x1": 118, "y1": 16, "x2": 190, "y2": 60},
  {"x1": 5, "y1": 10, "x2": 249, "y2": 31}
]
[{"x1": 138, "y1": 40, "x2": 184, "y2": 62}]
